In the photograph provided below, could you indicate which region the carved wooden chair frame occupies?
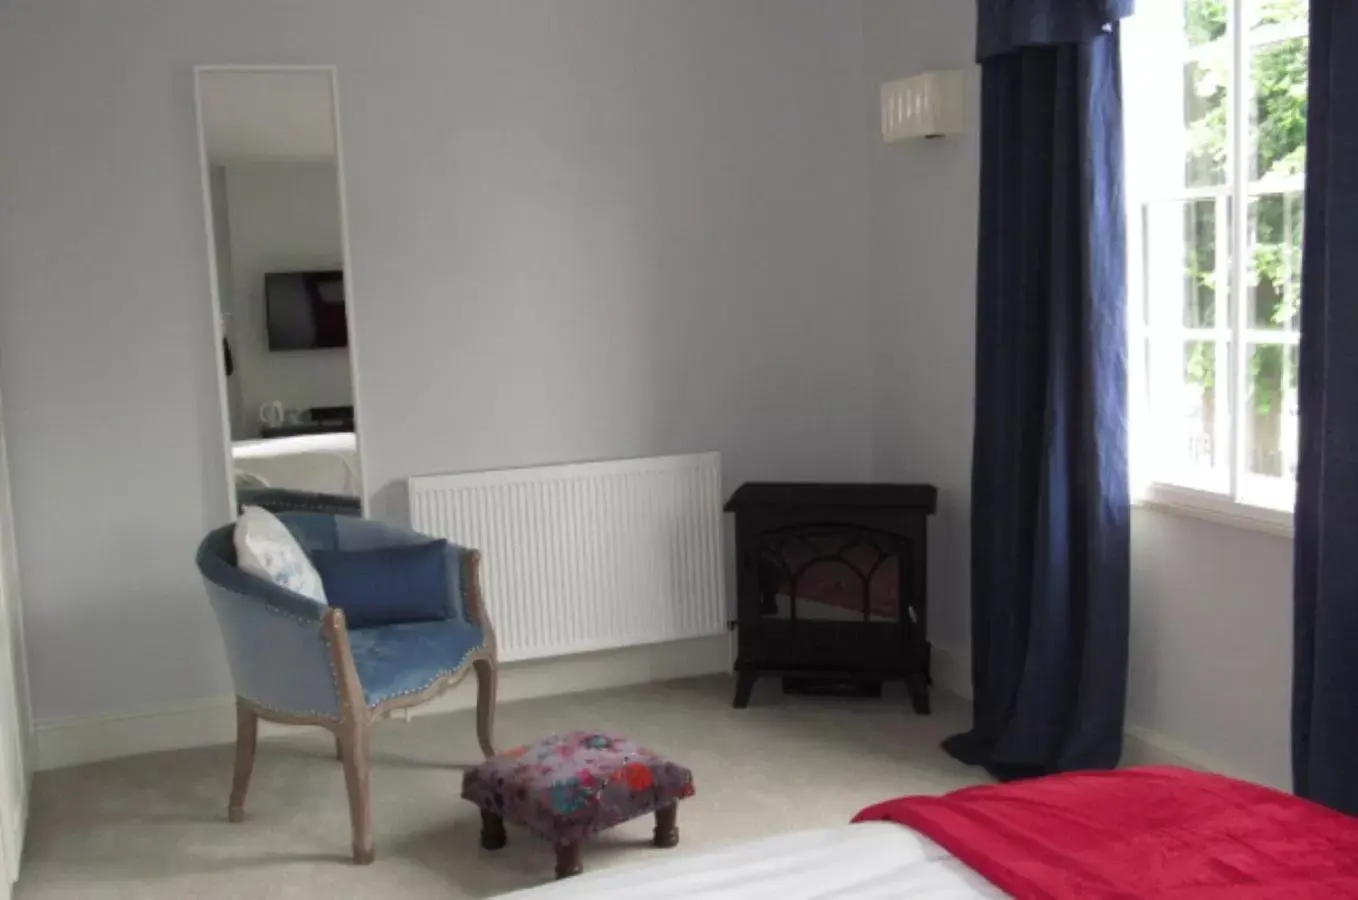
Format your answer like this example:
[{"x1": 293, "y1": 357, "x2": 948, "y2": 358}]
[{"x1": 226, "y1": 550, "x2": 498, "y2": 864}]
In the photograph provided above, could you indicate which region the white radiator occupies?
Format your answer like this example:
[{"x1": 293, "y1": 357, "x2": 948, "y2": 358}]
[{"x1": 408, "y1": 453, "x2": 727, "y2": 662}]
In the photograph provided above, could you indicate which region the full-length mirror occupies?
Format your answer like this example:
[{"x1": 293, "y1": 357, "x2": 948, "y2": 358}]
[{"x1": 196, "y1": 67, "x2": 364, "y2": 517}]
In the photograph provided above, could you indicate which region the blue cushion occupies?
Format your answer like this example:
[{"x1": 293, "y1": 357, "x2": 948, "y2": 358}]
[
  {"x1": 348, "y1": 619, "x2": 486, "y2": 707},
  {"x1": 311, "y1": 541, "x2": 449, "y2": 629},
  {"x1": 333, "y1": 518, "x2": 468, "y2": 622},
  {"x1": 277, "y1": 512, "x2": 341, "y2": 553}
]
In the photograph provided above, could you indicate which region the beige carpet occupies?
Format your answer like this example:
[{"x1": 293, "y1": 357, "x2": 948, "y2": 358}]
[{"x1": 17, "y1": 676, "x2": 984, "y2": 899}]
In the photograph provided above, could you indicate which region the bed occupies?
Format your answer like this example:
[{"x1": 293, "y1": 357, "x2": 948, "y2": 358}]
[
  {"x1": 500, "y1": 823, "x2": 1003, "y2": 899},
  {"x1": 231, "y1": 432, "x2": 360, "y2": 497},
  {"x1": 496, "y1": 766, "x2": 1358, "y2": 899}
]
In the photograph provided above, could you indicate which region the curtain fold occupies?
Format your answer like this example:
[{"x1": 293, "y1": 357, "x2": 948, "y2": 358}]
[
  {"x1": 1292, "y1": 0, "x2": 1358, "y2": 815},
  {"x1": 945, "y1": 4, "x2": 1130, "y2": 781},
  {"x1": 977, "y1": 0, "x2": 1134, "y2": 60}
]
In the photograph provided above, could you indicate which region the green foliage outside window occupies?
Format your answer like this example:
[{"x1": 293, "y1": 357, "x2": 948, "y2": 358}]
[{"x1": 1181, "y1": 0, "x2": 1307, "y2": 420}]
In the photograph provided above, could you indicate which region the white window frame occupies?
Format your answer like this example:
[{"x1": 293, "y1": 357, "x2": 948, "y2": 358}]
[{"x1": 1125, "y1": 1, "x2": 1305, "y2": 537}]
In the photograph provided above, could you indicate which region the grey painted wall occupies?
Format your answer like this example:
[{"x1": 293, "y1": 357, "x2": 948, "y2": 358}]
[
  {"x1": 0, "y1": 0, "x2": 872, "y2": 722},
  {"x1": 1129, "y1": 510, "x2": 1292, "y2": 787},
  {"x1": 862, "y1": 0, "x2": 980, "y2": 658},
  {"x1": 0, "y1": 0, "x2": 1291, "y2": 787}
]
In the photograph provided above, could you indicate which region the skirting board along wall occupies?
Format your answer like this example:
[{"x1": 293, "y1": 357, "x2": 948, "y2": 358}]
[
  {"x1": 37, "y1": 633, "x2": 1281, "y2": 789},
  {"x1": 33, "y1": 635, "x2": 731, "y2": 772},
  {"x1": 928, "y1": 644, "x2": 1286, "y2": 789}
]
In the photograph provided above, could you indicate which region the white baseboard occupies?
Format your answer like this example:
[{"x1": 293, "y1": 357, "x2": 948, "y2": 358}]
[
  {"x1": 34, "y1": 635, "x2": 732, "y2": 772},
  {"x1": 1122, "y1": 724, "x2": 1282, "y2": 787},
  {"x1": 34, "y1": 634, "x2": 1282, "y2": 790},
  {"x1": 1121, "y1": 725, "x2": 1218, "y2": 771},
  {"x1": 930, "y1": 642, "x2": 973, "y2": 701},
  {"x1": 926, "y1": 642, "x2": 1283, "y2": 787}
]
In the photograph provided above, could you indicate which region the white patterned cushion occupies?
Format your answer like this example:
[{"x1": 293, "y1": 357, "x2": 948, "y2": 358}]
[{"x1": 233, "y1": 506, "x2": 328, "y2": 603}]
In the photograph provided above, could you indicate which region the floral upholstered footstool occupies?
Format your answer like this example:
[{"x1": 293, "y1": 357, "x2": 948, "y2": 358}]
[{"x1": 461, "y1": 731, "x2": 696, "y2": 879}]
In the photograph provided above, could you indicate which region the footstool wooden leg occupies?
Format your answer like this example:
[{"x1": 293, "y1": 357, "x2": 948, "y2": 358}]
[
  {"x1": 653, "y1": 804, "x2": 680, "y2": 848},
  {"x1": 555, "y1": 841, "x2": 583, "y2": 880},
  {"x1": 480, "y1": 811, "x2": 507, "y2": 851}
]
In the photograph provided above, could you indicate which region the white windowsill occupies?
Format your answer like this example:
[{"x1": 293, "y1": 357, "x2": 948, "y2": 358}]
[{"x1": 1133, "y1": 483, "x2": 1294, "y2": 539}]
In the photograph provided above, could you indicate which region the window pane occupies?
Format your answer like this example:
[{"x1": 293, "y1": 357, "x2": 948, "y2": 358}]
[
  {"x1": 1127, "y1": 1, "x2": 1307, "y2": 508},
  {"x1": 1185, "y1": 54, "x2": 1229, "y2": 187},
  {"x1": 1249, "y1": 0, "x2": 1309, "y2": 30},
  {"x1": 1123, "y1": 3, "x2": 1230, "y2": 195},
  {"x1": 1186, "y1": 0, "x2": 1227, "y2": 47},
  {"x1": 1144, "y1": 198, "x2": 1226, "y2": 329},
  {"x1": 1245, "y1": 343, "x2": 1299, "y2": 479},
  {"x1": 1248, "y1": 191, "x2": 1304, "y2": 330},
  {"x1": 1250, "y1": 36, "x2": 1309, "y2": 182},
  {"x1": 1150, "y1": 339, "x2": 1226, "y2": 486}
]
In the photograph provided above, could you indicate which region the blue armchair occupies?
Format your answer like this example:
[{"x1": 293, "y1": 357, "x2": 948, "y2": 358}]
[{"x1": 195, "y1": 513, "x2": 498, "y2": 865}]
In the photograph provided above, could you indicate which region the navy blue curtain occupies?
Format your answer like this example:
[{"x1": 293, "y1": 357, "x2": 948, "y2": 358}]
[
  {"x1": 977, "y1": 0, "x2": 1134, "y2": 59},
  {"x1": 1292, "y1": 0, "x2": 1358, "y2": 815},
  {"x1": 943, "y1": 2, "x2": 1131, "y2": 780}
]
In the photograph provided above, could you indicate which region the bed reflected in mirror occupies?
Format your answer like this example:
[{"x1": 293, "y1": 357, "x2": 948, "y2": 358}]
[{"x1": 196, "y1": 67, "x2": 364, "y2": 518}]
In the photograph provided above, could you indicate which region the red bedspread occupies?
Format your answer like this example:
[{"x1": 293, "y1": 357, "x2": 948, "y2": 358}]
[{"x1": 853, "y1": 766, "x2": 1358, "y2": 899}]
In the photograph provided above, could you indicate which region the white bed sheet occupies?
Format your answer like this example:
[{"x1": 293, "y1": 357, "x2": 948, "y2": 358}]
[
  {"x1": 231, "y1": 432, "x2": 361, "y2": 497},
  {"x1": 496, "y1": 823, "x2": 1005, "y2": 900}
]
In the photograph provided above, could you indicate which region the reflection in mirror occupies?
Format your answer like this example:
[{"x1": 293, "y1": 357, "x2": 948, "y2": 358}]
[{"x1": 196, "y1": 68, "x2": 363, "y2": 518}]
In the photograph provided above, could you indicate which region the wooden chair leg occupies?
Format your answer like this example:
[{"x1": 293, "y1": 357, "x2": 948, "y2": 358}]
[
  {"x1": 228, "y1": 701, "x2": 258, "y2": 823},
  {"x1": 474, "y1": 657, "x2": 498, "y2": 758},
  {"x1": 554, "y1": 841, "x2": 583, "y2": 879},
  {"x1": 339, "y1": 720, "x2": 373, "y2": 864}
]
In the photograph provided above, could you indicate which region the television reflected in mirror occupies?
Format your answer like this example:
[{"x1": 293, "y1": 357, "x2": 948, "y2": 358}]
[{"x1": 265, "y1": 269, "x2": 348, "y2": 350}]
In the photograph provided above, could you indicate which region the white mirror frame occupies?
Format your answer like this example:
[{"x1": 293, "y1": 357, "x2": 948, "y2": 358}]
[{"x1": 193, "y1": 64, "x2": 368, "y2": 519}]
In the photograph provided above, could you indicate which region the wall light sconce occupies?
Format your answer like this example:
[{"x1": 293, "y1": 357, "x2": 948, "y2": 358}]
[{"x1": 881, "y1": 70, "x2": 967, "y2": 142}]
